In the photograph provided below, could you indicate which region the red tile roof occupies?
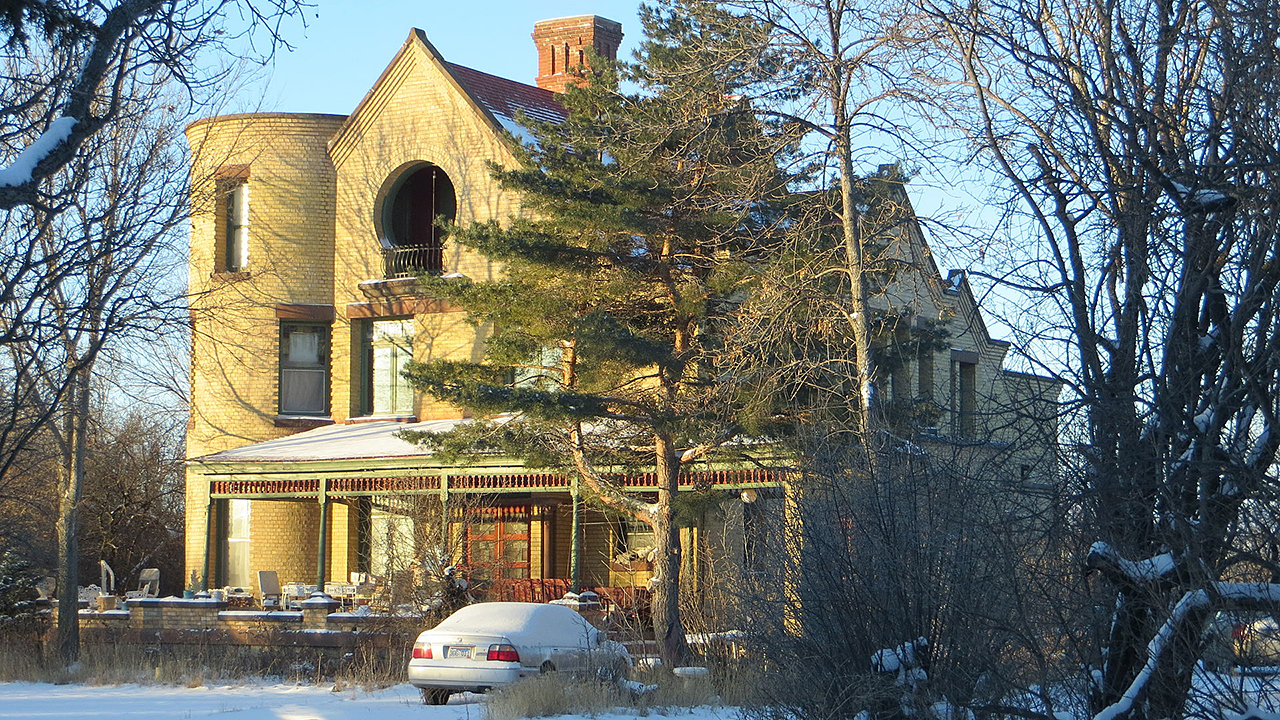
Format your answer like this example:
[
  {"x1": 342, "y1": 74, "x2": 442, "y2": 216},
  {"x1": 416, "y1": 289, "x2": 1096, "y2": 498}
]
[{"x1": 446, "y1": 63, "x2": 566, "y2": 130}]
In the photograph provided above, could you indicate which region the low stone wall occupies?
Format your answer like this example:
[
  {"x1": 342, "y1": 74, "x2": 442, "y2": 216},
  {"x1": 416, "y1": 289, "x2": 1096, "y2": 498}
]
[{"x1": 52, "y1": 594, "x2": 421, "y2": 671}]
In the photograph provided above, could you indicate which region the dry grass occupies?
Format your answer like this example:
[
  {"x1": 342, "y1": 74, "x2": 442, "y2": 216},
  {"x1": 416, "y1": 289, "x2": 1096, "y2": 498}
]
[
  {"x1": 485, "y1": 672, "x2": 632, "y2": 720},
  {"x1": 0, "y1": 631, "x2": 411, "y2": 688},
  {"x1": 483, "y1": 664, "x2": 742, "y2": 720}
]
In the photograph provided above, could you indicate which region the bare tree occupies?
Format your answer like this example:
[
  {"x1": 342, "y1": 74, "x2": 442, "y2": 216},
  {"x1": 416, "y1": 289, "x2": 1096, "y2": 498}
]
[
  {"x1": 0, "y1": 1, "x2": 305, "y2": 665},
  {"x1": 0, "y1": 0, "x2": 307, "y2": 210},
  {"x1": 0, "y1": 79, "x2": 189, "y2": 663},
  {"x1": 711, "y1": 0, "x2": 934, "y2": 434},
  {"x1": 923, "y1": 0, "x2": 1280, "y2": 716},
  {"x1": 0, "y1": 0, "x2": 304, "y2": 465},
  {"x1": 80, "y1": 409, "x2": 185, "y2": 597}
]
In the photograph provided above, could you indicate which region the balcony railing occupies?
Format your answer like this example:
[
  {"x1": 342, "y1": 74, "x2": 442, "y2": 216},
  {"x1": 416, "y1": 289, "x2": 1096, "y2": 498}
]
[{"x1": 382, "y1": 245, "x2": 442, "y2": 279}]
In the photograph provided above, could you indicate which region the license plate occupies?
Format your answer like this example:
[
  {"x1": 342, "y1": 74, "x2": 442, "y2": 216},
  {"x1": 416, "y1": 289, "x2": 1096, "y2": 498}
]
[{"x1": 446, "y1": 646, "x2": 473, "y2": 659}]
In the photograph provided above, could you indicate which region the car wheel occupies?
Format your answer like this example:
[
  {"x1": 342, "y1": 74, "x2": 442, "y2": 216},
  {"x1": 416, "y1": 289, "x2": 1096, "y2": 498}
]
[
  {"x1": 540, "y1": 661, "x2": 556, "y2": 674},
  {"x1": 420, "y1": 688, "x2": 451, "y2": 705}
]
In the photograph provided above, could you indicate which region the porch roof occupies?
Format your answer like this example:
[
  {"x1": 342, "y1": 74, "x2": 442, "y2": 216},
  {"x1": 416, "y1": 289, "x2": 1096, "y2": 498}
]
[
  {"x1": 190, "y1": 418, "x2": 788, "y2": 499},
  {"x1": 192, "y1": 418, "x2": 467, "y2": 463}
]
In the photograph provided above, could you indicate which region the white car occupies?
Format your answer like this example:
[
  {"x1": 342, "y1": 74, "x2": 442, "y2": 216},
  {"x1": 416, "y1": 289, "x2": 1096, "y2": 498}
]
[
  {"x1": 1203, "y1": 611, "x2": 1280, "y2": 672},
  {"x1": 407, "y1": 601, "x2": 630, "y2": 704}
]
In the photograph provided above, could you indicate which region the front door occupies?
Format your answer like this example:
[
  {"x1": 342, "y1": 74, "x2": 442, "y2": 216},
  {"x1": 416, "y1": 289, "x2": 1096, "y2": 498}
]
[{"x1": 467, "y1": 509, "x2": 530, "y2": 580}]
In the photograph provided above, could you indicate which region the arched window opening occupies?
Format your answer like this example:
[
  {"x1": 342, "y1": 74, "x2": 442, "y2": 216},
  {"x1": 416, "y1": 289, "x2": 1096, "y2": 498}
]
[{"x1": 382, "y1": 164, "x2": 455, "y2": 277}]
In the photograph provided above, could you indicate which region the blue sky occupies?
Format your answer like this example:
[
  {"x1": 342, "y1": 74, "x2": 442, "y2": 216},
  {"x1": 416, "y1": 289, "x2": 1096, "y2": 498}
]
[
  {"x1": 240, "y1": 1, "x2": 1022, "y2": 362},
  {"x1": 254, "y1": 1, "x2": 644, "y2": 115}
]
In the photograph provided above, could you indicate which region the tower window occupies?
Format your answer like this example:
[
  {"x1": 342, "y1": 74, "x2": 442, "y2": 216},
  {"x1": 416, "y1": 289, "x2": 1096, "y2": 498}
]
[{"x1": 217, "y1": 174, "x2": 249, "y2": 272}]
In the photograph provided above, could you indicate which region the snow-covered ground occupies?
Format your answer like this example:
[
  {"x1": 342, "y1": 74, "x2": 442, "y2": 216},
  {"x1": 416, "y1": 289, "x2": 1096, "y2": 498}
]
[{"x1": 0, "y1": 681, "x2": 733, "y2": 720}]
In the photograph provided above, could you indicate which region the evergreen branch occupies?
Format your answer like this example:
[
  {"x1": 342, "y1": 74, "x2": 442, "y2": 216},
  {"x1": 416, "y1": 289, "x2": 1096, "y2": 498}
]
[{"x1": 569, "y1": 423, "x2": 654, "y2": 519}]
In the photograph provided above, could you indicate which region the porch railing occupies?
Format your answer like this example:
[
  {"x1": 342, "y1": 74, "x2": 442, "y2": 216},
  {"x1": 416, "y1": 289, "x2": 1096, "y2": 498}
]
[
  {"x1": 382, "y1": 245, "x2": 442, "y2": 279},
  {"x1": 486, "y1": 578, "x2": 653, "y2": 625}
]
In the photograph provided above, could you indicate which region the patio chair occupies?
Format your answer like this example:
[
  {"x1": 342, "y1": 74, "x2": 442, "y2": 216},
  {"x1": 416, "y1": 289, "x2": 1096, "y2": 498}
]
[
  {"x1": 258, "y1": 570, "x2": 283, "y2": 610},
  {"x1": 124, "y1": 568, "x2": 160, "y2": 600}
]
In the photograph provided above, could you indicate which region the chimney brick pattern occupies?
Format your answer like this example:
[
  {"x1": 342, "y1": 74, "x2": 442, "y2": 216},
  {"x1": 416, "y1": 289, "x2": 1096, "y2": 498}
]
[{"x1": 532, "y1": 15, "x2": 623, "y2": 93}]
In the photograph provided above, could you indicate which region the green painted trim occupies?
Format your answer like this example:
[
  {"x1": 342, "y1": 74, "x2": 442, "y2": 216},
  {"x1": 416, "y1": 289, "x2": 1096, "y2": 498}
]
[
  {"x1": 207, "y1": 481, "x2": 781, "y2": 501},
  {"x1": 200, "y1": 482, "x2": 214, "y2": 591},
  {"x1": 316, "y1": 479, "x2": 330, "y2": 588},
  {"x1": 570, "y1": 474, "x2": 581, "y2": 589}
]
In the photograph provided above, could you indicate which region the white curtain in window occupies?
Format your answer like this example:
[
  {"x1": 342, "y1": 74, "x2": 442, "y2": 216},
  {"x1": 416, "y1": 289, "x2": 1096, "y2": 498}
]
[
  {"x1": 226, "y1": 499, "x2": 251, "y2": 589},
  {"x1": 230, "y1": 183, "x2": 249, "y2": 269},
  {"x1": 370, "y1": 509, "x2": 416, "y2": 579},
  {"x1": 372, "y1": 345, "x2": 394, "y2": 415},
  {"x1": 288, "y1": 330, "x2": 320, "y2": 364},
  {"x1": 282, "y1": 368, "x2": 325, "y2": 414},
  {"x1": 281, "y1": 325, "x2": 325, "y2": 415},
  {"x1": 371, "y1": 319, "x2": 414, "y2": 415}
]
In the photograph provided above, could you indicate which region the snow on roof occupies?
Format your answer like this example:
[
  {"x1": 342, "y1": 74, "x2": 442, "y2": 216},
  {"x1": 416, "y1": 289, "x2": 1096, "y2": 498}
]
[
  {"x1": 446, "y1": 63, "x2": 565, "y2": 140},
  {"x1": 193, "y1": 418, "x2": 472, "y2": 463}
]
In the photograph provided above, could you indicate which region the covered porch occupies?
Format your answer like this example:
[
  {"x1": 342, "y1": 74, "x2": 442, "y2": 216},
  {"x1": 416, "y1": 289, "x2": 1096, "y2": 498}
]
[{"x1": 187, "y1": 420, "x2": 784, "y2": 612}]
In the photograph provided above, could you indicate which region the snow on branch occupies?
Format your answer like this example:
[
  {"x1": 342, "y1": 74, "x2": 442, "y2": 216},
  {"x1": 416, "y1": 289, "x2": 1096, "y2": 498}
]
[
  {"x1": 1087, "y1": 542, "x2": 1177, "y2": 586},
  {"x1": 1093, "y1": 582, "x2": 1280, "y2": 720},
  {"x1": 1093, "y1": 589, "x2": 1208, "y2": 720},
  {"x1": 0, "y1": 117, "x2": 78, "y2": 188},
  {"x1": 1169, "y1": 180, "x2": 1236, "y2": 214}
]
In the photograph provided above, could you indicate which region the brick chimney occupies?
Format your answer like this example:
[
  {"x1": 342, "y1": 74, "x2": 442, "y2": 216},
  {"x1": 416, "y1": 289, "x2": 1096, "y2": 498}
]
[{"x1": 532, "y1": 15, "x2": 623, "y2": 93}]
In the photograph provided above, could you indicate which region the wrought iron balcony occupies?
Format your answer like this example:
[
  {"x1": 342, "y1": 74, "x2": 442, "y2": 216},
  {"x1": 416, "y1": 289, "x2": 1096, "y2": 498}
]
[{"x1": 382, "y1": 245, "x2": 442, "y2": 279}]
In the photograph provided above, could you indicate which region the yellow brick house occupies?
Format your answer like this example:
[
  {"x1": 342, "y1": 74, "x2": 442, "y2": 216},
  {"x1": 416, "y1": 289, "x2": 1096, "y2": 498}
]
[{"x1": 183, "y1": 15, "x2": 1059, "y2": 605}]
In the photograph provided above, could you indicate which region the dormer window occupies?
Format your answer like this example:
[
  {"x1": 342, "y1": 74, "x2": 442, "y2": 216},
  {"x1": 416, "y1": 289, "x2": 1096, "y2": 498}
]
[{"x1": 381, "y1": 163, "x2": 455, "y2": 278}]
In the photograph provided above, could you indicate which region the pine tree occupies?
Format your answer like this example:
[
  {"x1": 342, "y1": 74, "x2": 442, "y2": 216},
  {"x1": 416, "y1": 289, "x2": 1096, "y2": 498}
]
[
  {"x1": 401, "y1": 0, "x2": 791, "y2": 666},
  {"x1": 0, "y1": 549, "x2": 42, "y2": 632}
]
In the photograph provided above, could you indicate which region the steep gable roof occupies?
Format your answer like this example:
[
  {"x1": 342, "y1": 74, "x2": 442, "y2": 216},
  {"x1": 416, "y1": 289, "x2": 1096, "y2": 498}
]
[
  {"x1": 446, "y1": 63, "x2": 565, "y2": 135},
  {"x1": 328, "y1": 29, "x2": 563, "y2": 167}
]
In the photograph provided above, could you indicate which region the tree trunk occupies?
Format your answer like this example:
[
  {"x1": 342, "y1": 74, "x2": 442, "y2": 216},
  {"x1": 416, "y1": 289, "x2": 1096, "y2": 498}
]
[
  {"x1": 1094, "y1": 591, "x2": 1149, "y2": 712},
  {"x1": 833, "y1": 94, "x2": 873, "y2": 438},
  {"x1": 55, "y1": 364, "x2": 89, "y2": 665},
  {"x1": 651, "y1": 431, "x2": 689, "y2": 667}
]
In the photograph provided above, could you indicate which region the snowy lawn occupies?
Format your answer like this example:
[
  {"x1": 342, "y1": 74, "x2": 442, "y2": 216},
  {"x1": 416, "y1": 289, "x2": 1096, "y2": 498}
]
[{"x1": 0, "y1": 681, "x2": 735, "y2": 720}]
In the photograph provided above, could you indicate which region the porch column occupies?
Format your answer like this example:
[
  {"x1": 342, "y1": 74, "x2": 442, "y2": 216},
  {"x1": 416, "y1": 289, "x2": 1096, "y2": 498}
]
[
  {"x1": 439, "y1": 474, "x2": 450, "y2": 556},
  {"x1": 315, "y1": 479, "x2": 329, "y2": 590},
  {"x1": 570, "y1": 474, "x2": 582, "y2": 589},
  {"x1": 200, "y1": 479, "x2": 214, "y2": 591}
]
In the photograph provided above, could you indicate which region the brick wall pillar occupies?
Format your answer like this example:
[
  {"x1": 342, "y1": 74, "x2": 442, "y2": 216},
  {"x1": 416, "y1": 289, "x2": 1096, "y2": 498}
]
[{"x1": 297, "y1": 592, "x2": 340, "y2": 629}]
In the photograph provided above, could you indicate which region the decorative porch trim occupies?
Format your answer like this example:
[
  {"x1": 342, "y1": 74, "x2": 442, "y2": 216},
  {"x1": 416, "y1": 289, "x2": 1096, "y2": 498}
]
[{"x1": 207, "y1": 468, "x2": 783, "y2": 499}]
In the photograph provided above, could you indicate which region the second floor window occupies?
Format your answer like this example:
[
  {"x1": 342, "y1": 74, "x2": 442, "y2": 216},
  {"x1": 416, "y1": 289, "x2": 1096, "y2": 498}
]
[
  {"x1": 280, "y1": 323, "x2": 328, "y2": 415},
  {"x1": 365, "y1": 318, "x2": 415, "y2": 416},
  {"x1": 382, "y1": 164, "x2": 455, "y2": 277}
]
